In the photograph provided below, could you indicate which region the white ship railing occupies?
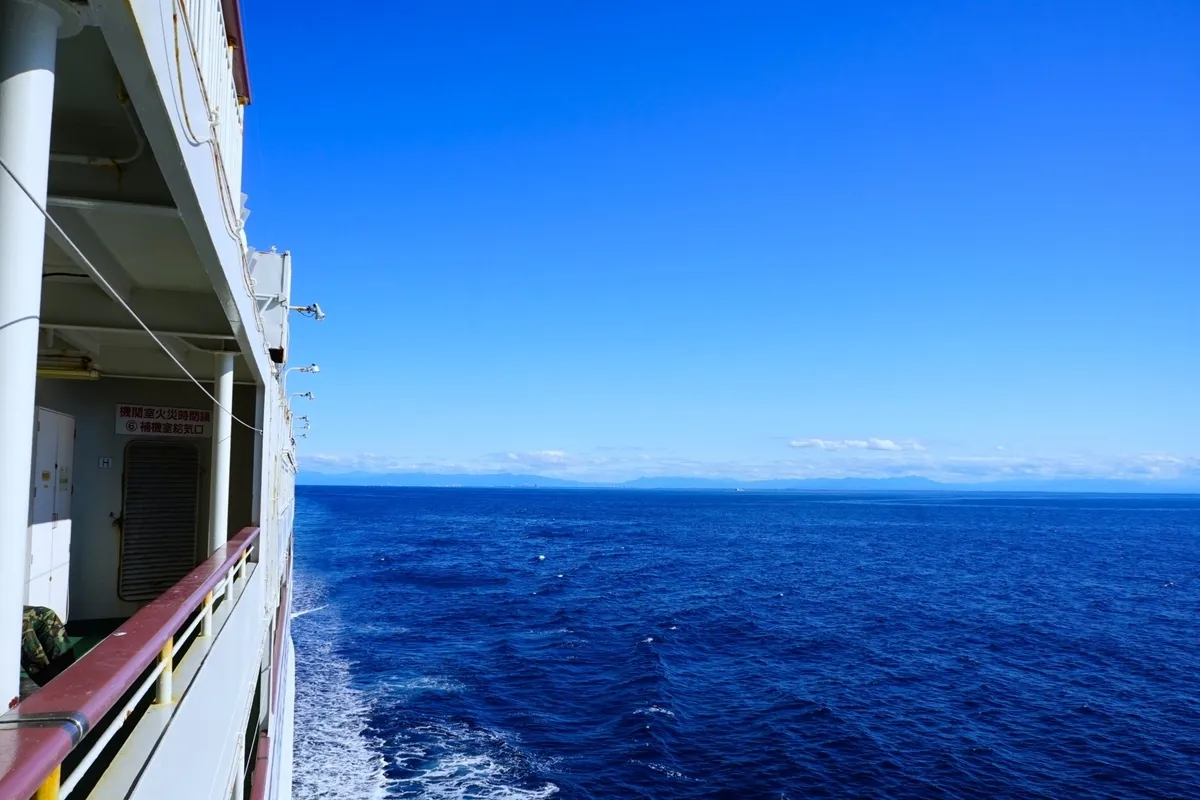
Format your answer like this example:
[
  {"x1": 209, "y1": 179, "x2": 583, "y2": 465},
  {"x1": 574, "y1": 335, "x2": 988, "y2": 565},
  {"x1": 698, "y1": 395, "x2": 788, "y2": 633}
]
[
  {"x1": 0, "y1": 527, "x2": 260, "y2": 800},
  {"x1": 173, "y1": 0, "x2": 245, "y2": 238}
]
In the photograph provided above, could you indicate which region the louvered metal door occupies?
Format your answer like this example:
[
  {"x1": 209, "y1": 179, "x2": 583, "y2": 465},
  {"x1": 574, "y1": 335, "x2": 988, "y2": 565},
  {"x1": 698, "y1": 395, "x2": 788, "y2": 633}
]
[{"x1": 119, "y1": 440, "x2": 202, "y2": 601}]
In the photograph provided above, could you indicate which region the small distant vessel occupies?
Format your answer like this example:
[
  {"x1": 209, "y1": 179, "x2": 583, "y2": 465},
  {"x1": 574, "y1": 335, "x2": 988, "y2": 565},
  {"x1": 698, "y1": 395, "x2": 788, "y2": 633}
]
[{"x1": 0, "y1": 2, "x2": 302, "y2": 797}]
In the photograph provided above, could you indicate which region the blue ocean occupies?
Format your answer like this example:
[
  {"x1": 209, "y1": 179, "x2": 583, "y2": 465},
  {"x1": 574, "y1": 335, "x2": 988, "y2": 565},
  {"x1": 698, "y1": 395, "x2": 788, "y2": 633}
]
[{"x1": 290, "y1": 487, "x2": 1200, "y2": 799}]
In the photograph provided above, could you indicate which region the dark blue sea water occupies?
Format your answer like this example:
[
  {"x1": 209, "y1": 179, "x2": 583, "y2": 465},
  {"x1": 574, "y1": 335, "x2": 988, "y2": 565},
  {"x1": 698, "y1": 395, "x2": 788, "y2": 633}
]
[{"x1": 291, "y1": 487, "x2": 1200, "y2": 799}]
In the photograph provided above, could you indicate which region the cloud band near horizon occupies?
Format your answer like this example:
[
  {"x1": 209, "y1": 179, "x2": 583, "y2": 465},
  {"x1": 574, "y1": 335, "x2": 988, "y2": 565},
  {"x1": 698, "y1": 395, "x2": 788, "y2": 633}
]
[
  {"x1": 299, "y1": 448, "x2": 1200, "y2": 485},
  {"x1": 789, "y1": 438, "x2": 925, "y2": 452}
]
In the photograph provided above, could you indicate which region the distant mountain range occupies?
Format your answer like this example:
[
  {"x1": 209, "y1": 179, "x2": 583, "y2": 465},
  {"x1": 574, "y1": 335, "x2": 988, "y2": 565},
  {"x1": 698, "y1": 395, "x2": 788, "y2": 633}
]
[{"x1": 297, "y1": 471, "x2": 1200, "y2": 494}]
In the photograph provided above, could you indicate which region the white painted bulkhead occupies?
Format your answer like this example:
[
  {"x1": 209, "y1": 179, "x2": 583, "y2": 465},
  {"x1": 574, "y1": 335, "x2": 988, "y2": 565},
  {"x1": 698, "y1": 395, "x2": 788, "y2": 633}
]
[
  {"x1": 35, "y1": 377, "x2": 259, "y2": 620},
  {"x1": 26, "y1": 407, "x2": 74, "y2": 621},
  {"x1": 0, "y1": 0, "x2": 297, "y2": 795}
]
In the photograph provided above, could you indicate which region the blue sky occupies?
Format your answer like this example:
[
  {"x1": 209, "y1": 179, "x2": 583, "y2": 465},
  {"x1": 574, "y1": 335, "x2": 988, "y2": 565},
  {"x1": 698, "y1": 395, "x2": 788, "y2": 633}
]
[{"x1": 241, "y1": 1, "x2": 1199, "y2": 483}]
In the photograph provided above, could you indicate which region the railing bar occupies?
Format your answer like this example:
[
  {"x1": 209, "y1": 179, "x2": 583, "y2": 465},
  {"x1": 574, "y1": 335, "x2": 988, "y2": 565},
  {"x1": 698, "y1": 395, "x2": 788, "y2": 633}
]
[
  {"x1": 174, "y1": 607, "x2": 204, "y2": 652},
  {"x1": 214, "y1": 15, "x2": 224, "y2": 93},
  {"x1": 59, "y1": 544, "x2": 255, "y2": 797},
  {"x1": 59, "y1": 661, "x2": 167, "y2": 799},
  {"x1": 197, "y1": 7, "x2": 205, "y2": 82},
  {"x1": 211, "y1": 545, "x2": 254, "y2": 603},
  {"x1": 178, "y1": 0, "x2": 244, "y2": 229},
  {"x1": 210, "y1": 19, "x2": 219, "y2": 100},
  {"x1": 0, "y1": 529, "x2": 260, "y2": 800},
  {"x1": 201, "y1": 5, "x2": 210, "y2": 57},
  {"x1": 202, "y1": 14, "x2": 211, "y2": 97}
]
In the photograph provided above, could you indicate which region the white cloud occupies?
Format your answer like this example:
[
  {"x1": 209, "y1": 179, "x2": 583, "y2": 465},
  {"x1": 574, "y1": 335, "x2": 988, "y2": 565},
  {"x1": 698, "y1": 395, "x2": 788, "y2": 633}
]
[
  {"x1": 505, "y1": 449, "x2": 574, "y2": 467},
  {"x1": 300, "y1": 452, "x2": 467, "y2": 473},
  {"x1": 789, "y1": 438, "x2": 923, "y2": 452},
  {"x1": 300, "y1": 449, "x2": 1200, "y2": 487}
]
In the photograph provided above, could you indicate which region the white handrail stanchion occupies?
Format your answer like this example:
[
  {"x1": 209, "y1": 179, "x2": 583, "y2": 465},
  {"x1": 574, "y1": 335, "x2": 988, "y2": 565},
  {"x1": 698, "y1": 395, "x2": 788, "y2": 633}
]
[
  {"x1": 155, "y1": 637, "x2": 173, "y2": 705},
  {"x1": 201, "y1": 590, "x2": 214, "y2": 637}
]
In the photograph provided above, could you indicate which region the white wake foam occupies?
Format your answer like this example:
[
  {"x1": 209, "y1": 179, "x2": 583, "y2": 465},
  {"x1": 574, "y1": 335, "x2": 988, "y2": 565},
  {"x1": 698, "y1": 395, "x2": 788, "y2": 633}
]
[
  {"x1": 633, "y1": 705, "x2": 676, "y2": 718},
  {"x1": 291, "y1": 603, "x2": 328, "y2": 620},
  {"x1": 291, "y1": 574, "x2": 389, "y2": 800},
  {"x1": 390, "y1": 723, "x2": 559, "y2": 800},
  {"x1": 386, "y1": 676, "x2": 467, "y2": 696}
]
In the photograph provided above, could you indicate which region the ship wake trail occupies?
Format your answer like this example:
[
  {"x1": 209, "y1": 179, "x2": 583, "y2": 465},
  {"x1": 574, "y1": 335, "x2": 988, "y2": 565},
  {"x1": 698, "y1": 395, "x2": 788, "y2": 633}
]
[
  {"x1": 388, "y1": 721, "x2": 559, "y2": 800},
  {"x1": 291, "y1": 604, "x2": 328, "y2": 620},
  {"x1": 292, "y1": 573, "x2": 389, "y2": 799}
]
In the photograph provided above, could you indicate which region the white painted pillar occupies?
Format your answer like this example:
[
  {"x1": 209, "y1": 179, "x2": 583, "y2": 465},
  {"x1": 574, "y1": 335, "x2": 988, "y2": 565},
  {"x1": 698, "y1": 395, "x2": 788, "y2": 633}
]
[
  {"x1": 208, "y1": 352, "x2": 235, "y2": 554},
  {"x1": 0, "y1": 0, "x2": 63, "y2": 708},
  {"x1": 250, "y1": 383, "x2": 268, "y2": 584}
]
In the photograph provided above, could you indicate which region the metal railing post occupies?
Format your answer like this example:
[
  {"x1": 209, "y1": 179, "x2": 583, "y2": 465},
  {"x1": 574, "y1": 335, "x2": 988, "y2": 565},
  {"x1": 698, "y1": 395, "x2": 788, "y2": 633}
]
[
  {"x1": 34, "y1": 766, "x2": 60, "y2": 800},
  {"x1": 155, "y1": 637, "x2": 173, "y2": 705},
  {"x1": 200, "y1": 591, "x2": 214, "y2": 637}
]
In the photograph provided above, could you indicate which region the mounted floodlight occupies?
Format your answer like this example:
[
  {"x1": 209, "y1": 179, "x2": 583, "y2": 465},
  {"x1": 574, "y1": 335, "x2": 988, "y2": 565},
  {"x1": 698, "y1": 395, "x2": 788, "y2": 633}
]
[
  {"x1": 281, "y1": 363, "x2": 319, "y2": 392},
  {"x1": 285, "y1": 363, "x2": 319, "y2": 375},
  {"x1": 289, "y1": 302, "x2": 326, "y2": 321}
]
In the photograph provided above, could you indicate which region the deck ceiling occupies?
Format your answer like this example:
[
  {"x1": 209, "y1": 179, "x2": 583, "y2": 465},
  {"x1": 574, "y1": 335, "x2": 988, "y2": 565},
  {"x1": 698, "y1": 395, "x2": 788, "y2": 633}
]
[
  {"x1": 50, "y1": 28, "x2": 173, "y2": 207},
  {"x1": 44, "y1": 204, "x2": 211, "y2": 292},
  {"x1": 38, "y1": 203, "x2": 253, "y2": 383},
  {"x1": 34, "y1": 26, "x2": 255, "y2": 383}
]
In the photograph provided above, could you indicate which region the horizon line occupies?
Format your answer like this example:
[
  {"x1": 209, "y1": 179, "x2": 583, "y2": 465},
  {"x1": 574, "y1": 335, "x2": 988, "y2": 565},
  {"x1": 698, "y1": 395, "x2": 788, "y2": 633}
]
[{"x1": 295, "y1": 470, "x2": 1200, "y2": 493}]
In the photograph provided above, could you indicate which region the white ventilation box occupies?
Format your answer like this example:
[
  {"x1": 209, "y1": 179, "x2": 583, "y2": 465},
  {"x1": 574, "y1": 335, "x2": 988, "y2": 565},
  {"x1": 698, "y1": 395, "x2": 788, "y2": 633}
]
[
  {"x1": 249, "y1": 248, "x2": 292, "y2": 363},
  {"x1": 27, "y1": 408, "x2": 74, "y2": 621}
]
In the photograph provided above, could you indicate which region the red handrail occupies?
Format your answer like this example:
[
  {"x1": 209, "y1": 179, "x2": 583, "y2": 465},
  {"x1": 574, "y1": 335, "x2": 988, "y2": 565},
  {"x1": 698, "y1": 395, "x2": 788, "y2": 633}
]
[
  {"x1": 248, "y1": 731, "x2": 271, "y2": 800},
  {"x1": 220, "y1": 0, "x2": 251, "y2": 104},
  {"x1": 0, "y1": 526, "x2": 260, "y2": 800},
  {"x1": 269, "y1": 545, "x2": 291, "y2": 710}
]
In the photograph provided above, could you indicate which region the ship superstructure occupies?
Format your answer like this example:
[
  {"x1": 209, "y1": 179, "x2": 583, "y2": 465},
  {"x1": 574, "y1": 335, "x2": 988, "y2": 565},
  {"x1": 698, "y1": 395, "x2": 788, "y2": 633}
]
[{"x1": 0, "y1": 1, "x2": 299, "y2": 797}]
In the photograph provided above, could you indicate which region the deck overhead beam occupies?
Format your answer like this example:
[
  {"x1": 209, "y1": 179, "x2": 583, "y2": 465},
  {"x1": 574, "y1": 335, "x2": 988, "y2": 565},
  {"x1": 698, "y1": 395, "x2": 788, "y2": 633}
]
[
  {"x1": 38, "y1": 323, "x2": 237, "y2": 341},
  {"x1": 47, "y1": 194, "x2": 180, "y2": 217},
  {"x1": 46, "y1": 205, "x2": 135, "y2": 306},
  {"x1": 159, "y1": 334, "x2": 194, "y2": 367},
  {"x1": 50, "y1": 326, "x2": 101, "y2": 357}
]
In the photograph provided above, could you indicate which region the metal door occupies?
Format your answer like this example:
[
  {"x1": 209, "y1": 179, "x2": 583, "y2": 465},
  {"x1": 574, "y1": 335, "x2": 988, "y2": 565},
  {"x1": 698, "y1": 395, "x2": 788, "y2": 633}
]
[{"x1": 119, "y1": 440, "x2": 201, "y2": 602}]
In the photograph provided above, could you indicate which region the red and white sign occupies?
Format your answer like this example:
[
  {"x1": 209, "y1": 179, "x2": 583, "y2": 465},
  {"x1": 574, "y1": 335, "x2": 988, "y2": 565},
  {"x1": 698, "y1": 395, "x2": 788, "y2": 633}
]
[{"x1": 115, "y1": 404, "x2": 212, "y2": 438}]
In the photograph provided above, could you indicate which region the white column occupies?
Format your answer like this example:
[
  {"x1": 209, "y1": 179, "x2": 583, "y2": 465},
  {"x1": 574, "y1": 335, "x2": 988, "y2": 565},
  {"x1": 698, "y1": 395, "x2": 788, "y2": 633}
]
[
  {"x1": 250, "y1": 383, "x2": 268, "y2": 585},
  {"x1": 208, "y1": 352, "x2": 235, "y2": 554},
  {"x1": 0, "y1": 0, "x2": 63, "y2": 708}
]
